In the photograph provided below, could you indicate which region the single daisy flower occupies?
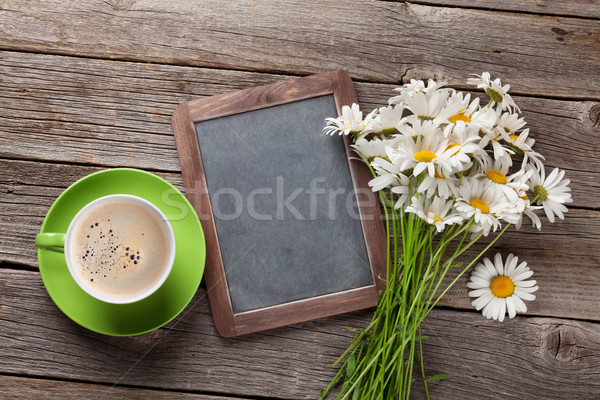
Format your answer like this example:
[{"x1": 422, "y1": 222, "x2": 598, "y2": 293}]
[
  {"x1": 438, "y1": 91, "x2": 480, "y2": 127},
  {"x1": 443, "y1": 121, "x2": 484, "y2": 171},
  {"x1": 494, "y1": 111, "x2": 526, "y2": 141},
  {"x1": 468, "y1": 253, "x2": 538, "y2": 322},
  {"x1": 469, "y1": 106, "x2": 499, "y2": 134},
  {"x1": 479, "y1": 156, "x2": 532, "y2": 203},
  {"x1": 417, "y1": 166, "x2": 460, "y2": 199},
  {"x1": 402, "y1": 90, "x2": 462, "y2": 124},
  {"x1": 528, "y1": 166, "x2": 572, "y2": 223},
  {"x1": 389, "y1": 123, "x2": 453, "y2": 178},
  {"x1": 351, "y1": 137, "x2": 398, "y2": 163},
  {"x1": 455, "y1": 178, "x2": 512, "y2": 236},
  {"x1": 368, "y1": 105, "x2": 405, "y2": 135},
  {"x1": 405, "y1": 196, "x2": 463, "y2": 233},
  {"x1": 467, "y1": 72, "x2": 520, "y2": 113},
  {"x1": 389, "y1": 79, "x2": 448, "y2": 104},
  {"x1": 505, "y1": 128, "x2": 545, "y2": 171},
  {"x1": 369, "y1": 157, "x2": 410, "y2": 192},
  {"x1": 323, "y1": 103, "x2": 369, "y2": 137}
]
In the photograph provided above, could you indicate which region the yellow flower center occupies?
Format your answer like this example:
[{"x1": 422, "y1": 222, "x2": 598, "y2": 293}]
[
  {"x1": 414, "y1": 150, "x2": 437, "y2": 163},
  {"x1": 509, "y1": 134, "x2": 519, "y2": 142},
  {"x1": 520, "y1": 192, "x2": 529, "y2": 201},
  {"x1": 470, "y1": 198, "x2": 490, "y2": 214},
  {"x1": 448, "y1": 110, "x2": 472, "y2": 124},
  {"x1": 487, "y1": 170, "x2": 507, "y2": 185},
  {"x1": 433, "y1": 215, "x2": 443, "y2": 223},
  {"x1": 490, "y1": 276, "x2": 515, "y2": 298},
  {"x1": 434, "y1": 169, "x2": 446, "y2": 179}
]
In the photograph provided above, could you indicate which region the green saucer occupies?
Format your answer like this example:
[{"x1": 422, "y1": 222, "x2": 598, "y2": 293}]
[{"x1": 38, "y1": 168, "x2": 206, "y2": 336}]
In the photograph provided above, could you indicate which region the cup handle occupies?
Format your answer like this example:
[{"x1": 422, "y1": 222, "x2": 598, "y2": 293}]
[{"x1": 35, "y1": 233, "x2": 66, "y2": 253}]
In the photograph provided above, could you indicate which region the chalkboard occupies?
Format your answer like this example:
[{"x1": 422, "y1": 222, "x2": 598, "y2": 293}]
[{"x1": 172, "y1": 71, "x2": 387, "y2": 337}]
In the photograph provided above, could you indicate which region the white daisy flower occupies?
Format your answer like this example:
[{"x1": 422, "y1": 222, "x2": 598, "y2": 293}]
[
  {"x1": 402, "y1": 90, "x2": 462, "y2": 124},
  {"x1": 455, "y1": 178, "x2": 512, "y2": 236},
  {"x1": 443, "y1": 121, "x2": 484, "y2": 171},
  {"x1": 469, "y1": 106, "x2": 499, "y2": 133},
  {"x1": 439, "y1": 91, "x2": 480, "y2": 127},
  {"x1": 323, "y1": 103, "x2": 369, "y2": 137},
  {"x1": 395, "y1": 118, "x2": 439, "y2": 140},
  {"x1": 468, "y1": 253, "x2": 538, "y2": 322},
  {"x1": 389, "y1": 124, "x2": 453, "y2": 178},
  {"x1": 369, "y1": 157, "x2": 410, "y2": 192},
  {"x1": 389, "y1": 79, "x2": 448, "y2": 104},
  {"x1": 479, "y1": 156, "x2": 532, "y2": 203},
  {"x1": 505, "y1": 128, "x2": 545, "y2": 171},
  {"x1": 368, "y1": 105, "x2": 405, "y2": 135},
  {"x1": 417, "y1": 167, "x2": 460, "y2": 199},
  {"x1": 528, "y1": 166, "x2": 572, "y2": 223},
  {"x1": 494, "y1": 111, "x2": 526, "y2": 141},
  {"x1": 467, "y1": 72, "x2": 520, "y2": 113},
  {"x1": 351, "y1": 137, "x2": 398, "y2": 162},
  {"x1": 405, "y1": 196, "x2": 463, "y2": 233}
]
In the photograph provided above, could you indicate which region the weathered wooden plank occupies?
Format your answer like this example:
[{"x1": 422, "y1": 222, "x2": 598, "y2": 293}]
[
  {"x1": 437, "y1": 209, "x2": 600, "y2": 321},
  {"x1": 1, "y1": 51, "x2": 597, "y2": 208},
  {"x1": 0, "y1": 1, "x2": 598, "y2": 98},
  {"x1": 0, "y1": 268, "x2": 599, "y2": 399},
  {"x1": 1, "y1": 158, "x2": 598, "y2": 321},
  {"x1": 0, "y1": 375, "x2": 248, "y2": 400},
  {"x1": 0, "y1": 159, "x2": 184, "y2": 267},
  {"x1": 400, "y1": 0, "x2": 600, "y2": 19}
]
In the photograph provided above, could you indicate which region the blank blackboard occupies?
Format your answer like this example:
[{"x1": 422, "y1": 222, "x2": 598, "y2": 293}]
[{"x1": 172, "y1": 71, "x2": 387, "y2": 337}]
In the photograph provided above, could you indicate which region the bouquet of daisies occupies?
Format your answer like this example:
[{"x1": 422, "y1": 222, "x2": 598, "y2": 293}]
[{"x1": 319, "y1": 73, "x2": 572, "y2": 399}]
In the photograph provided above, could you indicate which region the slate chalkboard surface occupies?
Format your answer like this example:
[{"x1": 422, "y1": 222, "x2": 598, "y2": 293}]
[
  {"x1": 172, "y1": 71, "x2": 387, "y2": 337},
  {"x1": 195, "y1": 95, "x2": 373, "y2": 313}
]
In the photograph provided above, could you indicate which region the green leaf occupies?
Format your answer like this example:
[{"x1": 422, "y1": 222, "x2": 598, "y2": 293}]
[
  {"x1": 352, "y1": 388, "x2": 360, "y2": 400},
  {"x1": 426, "y1": 374, "x2": 451, "y2": 382},
  {"x1": 346, "y1": 354, "x2": 356, "y2": 380}
]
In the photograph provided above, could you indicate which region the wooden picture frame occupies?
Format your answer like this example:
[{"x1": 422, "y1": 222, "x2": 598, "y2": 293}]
[{"x1": 172, "y1": 70, "x2": 387, "y2": 337}]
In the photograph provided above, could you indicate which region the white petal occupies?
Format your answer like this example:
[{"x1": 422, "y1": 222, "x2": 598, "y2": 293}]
[
  {"x1": 413, "y1": 162, "x2": 427, "y2": 176},
  {"x1": 506, "y1": 297, "x2": 517, "y2": 318},
  {"x1": 516, "y1": 285, "x2": 539, "y2": 293},
  {"x1": 469, "y1": 288, "x2": 491, "y2": 298},
  {"x1": 483, "y1": 258, "x2": 497, "y2": 276},
  {"x1": 468, "y1": 276, "x2": 492, "y2": 288},
  {"x1": 506, "y1": 254, "x2": 519, "y2": 276},
  {"x1": 472, "y1": 293, "x2": 494, "y2": 310},
  {"x1": 493, "y1": 253, "x2": 504, "y2": 275},
  {"x1": 511, "y1": 295, "x2": 528, "y2": 313},
  {"x1": 497, "y1": 300, "x2": 506, "y2": 322},
  {"x1": 515, "y1": 279, "x2": 537, "y2": 288},
  {"x1": 514, "y1": 289, "x2": 536, "y2": 301},
  {"x1": 543, "y1": 203, "x2": 556, "y2": 223},
  {"x1": 512, "y1": 270, "x2": 534, "y2": 282}
]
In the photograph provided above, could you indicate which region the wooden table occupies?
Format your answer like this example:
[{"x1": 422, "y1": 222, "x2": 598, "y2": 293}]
[{"x1": 1, "y1": 1, "x2": 599, "y2": 398}]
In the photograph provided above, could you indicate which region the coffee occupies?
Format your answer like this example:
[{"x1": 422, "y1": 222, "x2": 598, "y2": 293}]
[{"x1": 70, "y1": 201, "x2": 170, "y2": 300}]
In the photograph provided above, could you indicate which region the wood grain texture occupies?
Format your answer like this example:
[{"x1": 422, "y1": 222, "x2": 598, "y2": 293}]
[
  {"x1": 0, "y1": 375, "x2": 247, "y2": 400},
  {"x1": 402, "y1": 0, "x2": 600, "y2": 18},
  {"x1": 0, "y1": 1, "x2": 598, "y2": 98},
  {"x1": 1, "y1": 158, "x2": 598, "y2": 321},
  {"x1": 0, "y1": 268, "x2": 599, "y2": 399},
  {"x1": 1, "y1": 51, "x2": 598, "y2": 209},
  {"x1": 0, "y1": 159, "x2": 184, "y2": 267}
]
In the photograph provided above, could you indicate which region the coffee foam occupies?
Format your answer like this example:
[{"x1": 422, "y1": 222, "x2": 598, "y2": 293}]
[{"x1": 71, "y1": 202, "x2": 169, "y2": 298}]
